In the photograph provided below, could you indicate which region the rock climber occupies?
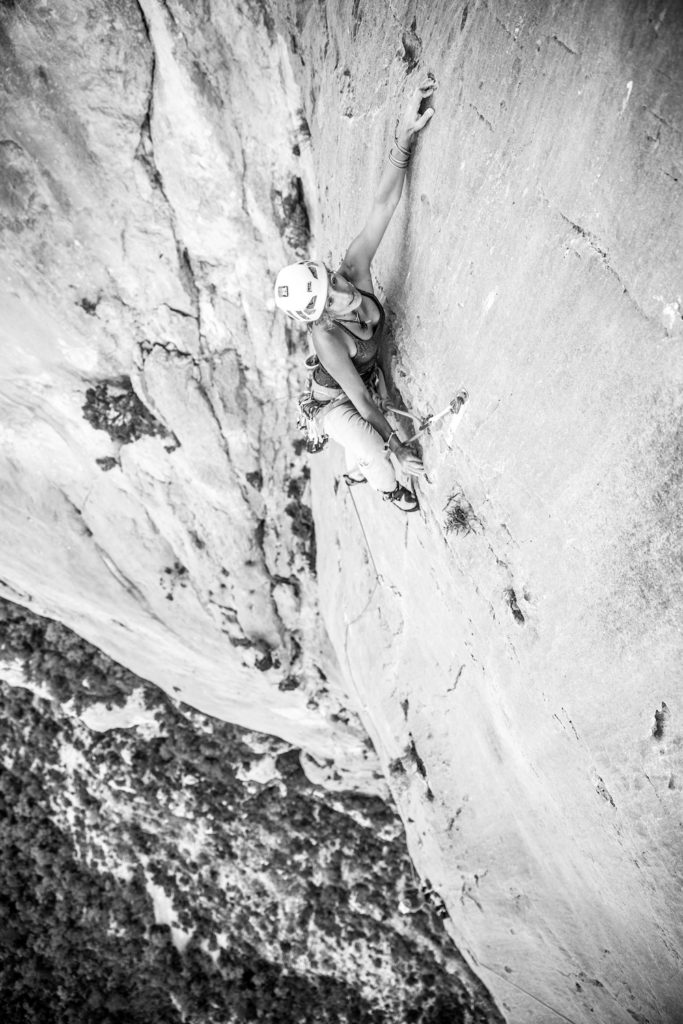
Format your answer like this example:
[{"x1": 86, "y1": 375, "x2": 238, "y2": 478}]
[{"x1": 273, "y1": 74, "x2": 436, "y2": 512}]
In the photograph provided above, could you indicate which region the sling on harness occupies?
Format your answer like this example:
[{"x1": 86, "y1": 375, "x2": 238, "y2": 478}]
[
  {"x1": 296, "y1": 353, "x2": 382, "y2": 455},
  {"x1": 297, "y1": 393, "x2": 329, "y2": 453},
  {"x1": 296, "y1": 355, "x2": 329, "y2": 453}
]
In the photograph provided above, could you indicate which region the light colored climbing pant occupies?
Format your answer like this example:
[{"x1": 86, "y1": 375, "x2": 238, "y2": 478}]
[{"x1": 320, "y1": 398, "x2": 397, "y2": 491}]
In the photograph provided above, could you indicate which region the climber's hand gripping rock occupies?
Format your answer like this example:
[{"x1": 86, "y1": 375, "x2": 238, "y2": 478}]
[
  {"x1": 395, "y1": 73, "x2": 437, "y2": 148},
  {"x1": 393, "y1": 443, "x2": 425, "y2": 477}
]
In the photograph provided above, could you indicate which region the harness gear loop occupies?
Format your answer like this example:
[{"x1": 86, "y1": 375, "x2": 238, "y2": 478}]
[
  {"x1": 296, "y1": 378, "x2": 330, "y2": 454},
  {"x1": 297, "y1": 359, "x2": 384, "y2": 456}
]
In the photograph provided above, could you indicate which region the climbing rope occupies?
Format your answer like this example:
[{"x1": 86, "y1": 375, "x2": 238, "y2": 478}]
[
  {"x1": 475, "y1": 960, "x2": 582, "y2": 1024},
  {"x1": 334, "y1": 390, "x2": 585, "y2": 1024},
  {"x1": 345, "y1": 484, "x2": 384, "y2": 584},
  {"x1": 335, "y1": 389, "x2": 470, "y2": 591}
]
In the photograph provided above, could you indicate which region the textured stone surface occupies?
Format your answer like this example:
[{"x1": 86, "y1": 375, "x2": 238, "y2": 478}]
[
  {"x1": 1, "y1": 1, "x2": 682, "y2": 1022},
  {"x1": 0, "y1": 0, "x2": 380, "y2": 792},
  {"x1": 300, "y1": 1, "x2": 683, "y2": 1022}
]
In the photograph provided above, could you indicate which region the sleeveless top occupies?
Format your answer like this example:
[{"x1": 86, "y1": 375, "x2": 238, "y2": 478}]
[{"x1": 312, "y1": 289, "x2": 385, "y2": 389}]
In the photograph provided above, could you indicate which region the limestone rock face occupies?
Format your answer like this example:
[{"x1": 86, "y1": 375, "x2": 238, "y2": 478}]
[
  {"x1": 298, "y1": 2, "x2": 683, "y2": 1022},
  {"x1": 1, "y1": 1, "x2": 683, "y2": 1023},
  {"x1": 0, "y1": 0, "x2": 380, "y2": 791}
]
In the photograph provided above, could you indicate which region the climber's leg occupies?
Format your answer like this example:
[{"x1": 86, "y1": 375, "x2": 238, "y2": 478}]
[{"x1": 322, "y1": 400, "x2": 397, "y2": 492}]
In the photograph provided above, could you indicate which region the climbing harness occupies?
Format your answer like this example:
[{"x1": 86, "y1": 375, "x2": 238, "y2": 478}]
[
  {"x1": 339, "y1": 389, "x2": 470, "y2": 593},
  {"x1": 296, "y1": 356, "x2": 385, "y2": 456}
]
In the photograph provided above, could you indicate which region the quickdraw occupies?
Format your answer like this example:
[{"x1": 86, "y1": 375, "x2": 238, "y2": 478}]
[
  {"x1": 296, "y1": 386, "x2": 329, "y2": 453},
  {"x1": 380, "y1": 389, "x2": 469, "y2": 447},
  {"x1": 341, "y1": 389, "x2": 469, "y2": 483}
]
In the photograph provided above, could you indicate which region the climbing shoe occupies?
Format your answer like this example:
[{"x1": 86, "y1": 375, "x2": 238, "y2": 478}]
[
  {"x1": 343, "y1": 472, "x2": 367, "y2": 487},
  {"x1": 382, "y1": 483, "x2": 419, "y2": 512}
]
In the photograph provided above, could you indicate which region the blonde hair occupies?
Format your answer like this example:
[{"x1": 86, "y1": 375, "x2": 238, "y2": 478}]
[{"x1": 307, "y1": 308, "x2": 336, "y2": 332}]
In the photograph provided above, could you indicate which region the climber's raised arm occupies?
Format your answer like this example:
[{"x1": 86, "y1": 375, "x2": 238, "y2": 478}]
[
  {"x1": 339, "y1": 73, "x2": 436, "y2": 288},
  {"x1": 272, "y1": 72, "x2": 437, "y2": 512}
]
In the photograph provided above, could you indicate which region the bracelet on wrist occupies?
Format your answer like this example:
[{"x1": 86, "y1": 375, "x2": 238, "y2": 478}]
[{"x1": 388, "y1": 147, "x2": 410, "y2": 169}]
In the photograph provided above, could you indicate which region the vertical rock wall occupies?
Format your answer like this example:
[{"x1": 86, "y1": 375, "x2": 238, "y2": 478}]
[
  {"x1": 2, "y1": 0, "x2": 682, "y2": 1021},
  {"x1": 294, "y1": 1, "x2": 683, "y2": 1022},
  {"x1": 0, "y1": 0, "x2": 381, "y2": 790}
]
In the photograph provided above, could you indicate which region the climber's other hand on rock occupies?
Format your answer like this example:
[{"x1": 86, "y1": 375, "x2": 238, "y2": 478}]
[
  {"x1": 398, "y1": 73, "x2": 436, "y2": 142},
  {"x1": 395, "y1": 445, "x2": 425, "y2": 477}
]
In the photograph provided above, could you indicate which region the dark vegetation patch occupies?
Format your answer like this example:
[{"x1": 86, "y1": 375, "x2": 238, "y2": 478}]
[
  {"x1": 271, "y1": 176, "x2": 310, "y2": 256},
  {"x1": 0, "y1": 599, "x2": 139, "y2": 711},
  {"x1": 160, "y1": 561, "x2": 189, "y2": 603},
  {"x1": 652, "y1": 701, "x2": 669, "y2": 740},
  {"x1": 82, "y1": 377, "x2": 178, "y2": 451},
  {"x1": 443, "y1": 491, "x2": 478, "y2": 536},
  {"x1": 285, "y1": 472, "x2": 316, "y2": 572},
  {"x1": 254, "y1": 648, "x2": 273, "y2": 671},
  {"x1": 77, "y1": 295, "x2": 99, "y2": 315},
  {"x1": 278, "y1": 675, "x2": 300, "y2": 692},
  {"x1": 295, "y1": 108, "x2": 311, "y2": 139},
  {"x1": 0, "y1": 598, "x2": 499, "y2": 1024}
]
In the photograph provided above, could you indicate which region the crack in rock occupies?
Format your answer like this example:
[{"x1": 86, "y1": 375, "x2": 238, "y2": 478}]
[
  {"x1": 559, "y1": 212, "x2": 651, "y2": 323},
  {"x1": 469, "y1": 103, "x2": 494, "y2": 132},
  {"x1": 504, "y1": 586, "x2": 525, "y2": 625},
  {"x1": 593, "y1": 774, "x2": 616, "y2": 809},
  {"x1": 133, "y1": 0, "x2": 200, "y2": 323},
  {"x1": 550, "y1": 35, "x2": 577, "y2": 55}
]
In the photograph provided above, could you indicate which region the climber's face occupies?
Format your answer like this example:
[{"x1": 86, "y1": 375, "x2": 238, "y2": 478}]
[{"x1": 325, "y1": 272, "x2": 363, "y2": 316}]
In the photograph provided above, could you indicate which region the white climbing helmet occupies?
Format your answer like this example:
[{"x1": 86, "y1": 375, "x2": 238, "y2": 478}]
[{"x1": 273, "y1": 260, "x2": 328, "y2": 323}]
